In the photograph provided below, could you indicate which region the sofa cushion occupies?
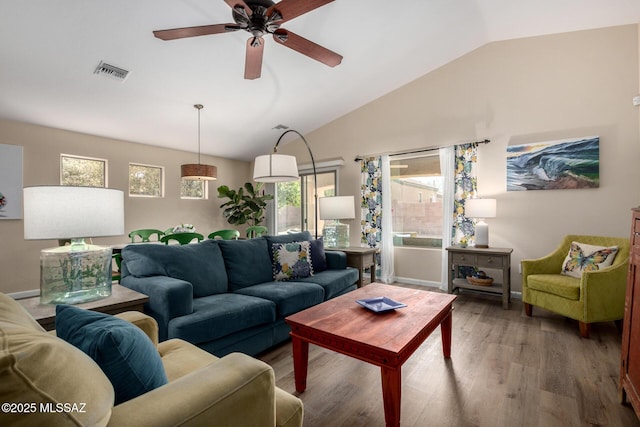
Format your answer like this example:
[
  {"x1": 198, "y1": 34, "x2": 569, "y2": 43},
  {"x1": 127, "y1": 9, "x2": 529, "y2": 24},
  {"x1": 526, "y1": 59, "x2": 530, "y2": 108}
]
[
  {"x1": 560, "y1": 241, "x2": 619, "y2": 279},
  {"x1": 168, "y1": 293, "x2": 276, "y2": 343},
  {"x1": 272, "y1": 241, "x2": 312, "y2": 281},
  {"x1": 295, "y1": 268, "x2": 359, "y2": 300},
  {"x1": 218, "y1": 239, "x2": 273, "y2": 291},
  {"x1": 122, "y1": 240, "x2": 228, "y2": 298},
  {"x1": 56, "y1": 305, "x2": 168, "y2": 405},
  {"x1": 0, "y1": 293, "x2": 114, "y2": 426},
  {"x1": 235, "y1": 282, "x2": 324, "y2": 317},
  {"x1": 527, "y1": 273, "x2": 581, "y2": 300},
  {"x1": 309, "y1": 237, "x2": 328, "y2": 273}
]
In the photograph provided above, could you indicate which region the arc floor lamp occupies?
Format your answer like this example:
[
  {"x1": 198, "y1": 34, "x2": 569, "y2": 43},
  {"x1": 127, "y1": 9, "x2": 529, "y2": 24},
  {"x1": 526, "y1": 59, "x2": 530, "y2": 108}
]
[{"x1": 253, "y1": 129, "x2": 318, "y2": 238}]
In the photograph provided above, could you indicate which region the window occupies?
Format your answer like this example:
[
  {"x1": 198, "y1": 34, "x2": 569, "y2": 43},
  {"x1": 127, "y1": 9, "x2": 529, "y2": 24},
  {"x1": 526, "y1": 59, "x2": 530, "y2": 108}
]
[
  {"x1": 390, "y1": 154, "x2": 443, "y2": 248},
  {"x1": 180, "y1": 179, "x2": 208, "y2": 199},
  {"x1": 275, "y1": 170, "x2": 336, "y2": 236},
  {"x1": 60, "y1": 154, "x2": 107, "y2": 187},
  {"x1": 129, "y1": 163, "x2": 164, "y2": 197}
]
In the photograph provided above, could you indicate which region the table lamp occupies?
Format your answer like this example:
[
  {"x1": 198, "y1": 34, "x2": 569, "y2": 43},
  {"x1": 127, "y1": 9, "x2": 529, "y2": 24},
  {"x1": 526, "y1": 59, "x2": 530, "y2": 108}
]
[
  {"x1": 464, "y1": 198, "x2": 496, "y2": 248},
  {"x1": 319, "y1": 196, "x2": 355, "y2": 248},
  {"x1": 23, "y1": 186, "x2": 125, "y2": 304}
]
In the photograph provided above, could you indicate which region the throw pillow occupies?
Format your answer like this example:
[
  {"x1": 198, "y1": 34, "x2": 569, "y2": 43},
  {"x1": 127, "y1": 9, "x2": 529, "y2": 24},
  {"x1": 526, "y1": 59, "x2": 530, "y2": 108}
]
[
  {"x1": 55, "y1": 305, "x2": 168, "y2": 405},
  {"x1": 309, "y1": 237, "x2": 328, "y2": 272},
  {"x1": 272, "y1": 241, "x2": 313, "y2": 281},
  {"x1": 560, "y1": 241, "x2": 619, "y2": 279}
]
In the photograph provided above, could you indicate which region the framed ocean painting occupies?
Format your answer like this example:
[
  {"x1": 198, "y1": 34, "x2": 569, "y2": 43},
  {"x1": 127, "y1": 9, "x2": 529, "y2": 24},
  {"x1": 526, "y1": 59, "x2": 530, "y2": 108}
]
[
  {"x1": 0, "y1": 143, "x2": 23, "y2": 219},
  {"x1": 506, "y1": 136, "x2": 599, "y2": 191}
]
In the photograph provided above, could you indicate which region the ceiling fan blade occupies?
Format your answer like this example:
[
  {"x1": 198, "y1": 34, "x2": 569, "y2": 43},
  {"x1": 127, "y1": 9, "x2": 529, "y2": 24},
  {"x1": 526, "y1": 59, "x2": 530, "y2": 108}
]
[
  {"x1": 245, "y1": 37, "x2": 264, "y2": 80},
  {"x1": 267, "y1": 0, "x2": 334, "y2": 24},
  {"x1": 273, "y1": 29, "x2": 342, "y2": 67},
  {"x1": 153, "y1": 24, "x2": 238, "y2": 40},
  {"x1": 225, "y1": 0, "x2": 253, "y2": 16}
]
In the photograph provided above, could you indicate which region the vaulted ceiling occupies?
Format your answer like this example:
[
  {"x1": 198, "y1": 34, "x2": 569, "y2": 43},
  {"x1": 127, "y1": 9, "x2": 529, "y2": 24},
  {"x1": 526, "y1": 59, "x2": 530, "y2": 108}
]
[{"x1": 1, "y1": 0, "x2": 639, "y2": 161}]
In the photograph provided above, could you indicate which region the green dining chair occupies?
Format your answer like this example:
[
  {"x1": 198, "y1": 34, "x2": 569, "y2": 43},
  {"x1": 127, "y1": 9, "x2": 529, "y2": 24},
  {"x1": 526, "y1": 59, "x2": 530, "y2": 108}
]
[
  {"x1": 246, "y1": 225, "x2": 268, "y2": 238},
  {"x1": 112, "y1": 252, "x2": 122, "y2": 283},
  {"x1": 160, "y1": 232, "x2": 204, "y2": 245},
  {"x1": 164, "y1": 227, "x2": 175, "y2": 236},
  {"x1": 208, "y1": 229, "x2": 240, "y2": 240},
  {"x1": 129, "y1": 229, "x2": 165, "y2": 243}
]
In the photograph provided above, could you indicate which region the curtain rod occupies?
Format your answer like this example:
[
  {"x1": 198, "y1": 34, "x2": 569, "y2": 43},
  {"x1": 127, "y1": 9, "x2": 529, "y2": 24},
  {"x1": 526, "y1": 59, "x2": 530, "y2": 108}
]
[{"x1": 353, "y1": 139, "x2": 490, "y2": 162}]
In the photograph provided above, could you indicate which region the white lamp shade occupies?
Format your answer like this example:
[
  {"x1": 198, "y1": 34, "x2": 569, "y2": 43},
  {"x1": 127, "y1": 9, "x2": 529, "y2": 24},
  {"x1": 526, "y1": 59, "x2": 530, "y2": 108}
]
[
  {"x1": 465, "y1": 198, "x2": 497, "y2": 219},
  {"x1": 24, "y1": 186, "x2": 125, "y2": 240},
  {"x1": 253, "y1": 154, "x2": 299, "y2": 183},
  {"x1": 319, "y1": 196, "x2": 355, "y2": 220}
]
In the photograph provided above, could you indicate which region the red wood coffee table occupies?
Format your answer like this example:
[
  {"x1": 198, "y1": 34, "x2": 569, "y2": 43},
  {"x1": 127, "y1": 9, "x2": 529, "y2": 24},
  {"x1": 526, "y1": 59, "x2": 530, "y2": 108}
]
[{"x1": 285, "y1": 283, "x2": 456, "y2": 427}]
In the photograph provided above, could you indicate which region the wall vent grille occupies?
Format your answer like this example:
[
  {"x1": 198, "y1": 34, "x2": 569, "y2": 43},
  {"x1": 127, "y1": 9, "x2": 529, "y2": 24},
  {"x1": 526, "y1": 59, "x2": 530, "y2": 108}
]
[{"x1": 94, "y1": 61, "x2": 129, "y2": 82}]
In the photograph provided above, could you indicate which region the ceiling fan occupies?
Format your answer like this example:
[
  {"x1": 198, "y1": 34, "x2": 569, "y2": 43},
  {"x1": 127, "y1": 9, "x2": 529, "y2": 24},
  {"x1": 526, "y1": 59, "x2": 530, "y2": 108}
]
[{"x1": 153, "y1": 0, "x2": 343, "y2": 80}]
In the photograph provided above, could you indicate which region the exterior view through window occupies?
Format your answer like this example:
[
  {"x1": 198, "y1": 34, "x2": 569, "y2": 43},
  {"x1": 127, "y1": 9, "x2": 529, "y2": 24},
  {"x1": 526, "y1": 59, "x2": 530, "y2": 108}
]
[
  {"x1": 391, "y1": 155, "x2": 443, "y2": 247},
  {"x1": 129, "y1": 163, "x2": 163, "y2": 197},
  {"x1": 60, "y1": 154, "x2": 106, "y2": 187}
]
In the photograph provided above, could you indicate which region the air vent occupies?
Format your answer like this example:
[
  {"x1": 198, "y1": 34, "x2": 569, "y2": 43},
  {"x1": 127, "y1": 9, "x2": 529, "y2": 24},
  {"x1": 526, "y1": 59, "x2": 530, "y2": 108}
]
[
  {"x1": 94, "y1": 61, "x2": 129, "y2": 82},
  {"x1": 272, "y1": 124, "x2": 289, "y2": 130}
]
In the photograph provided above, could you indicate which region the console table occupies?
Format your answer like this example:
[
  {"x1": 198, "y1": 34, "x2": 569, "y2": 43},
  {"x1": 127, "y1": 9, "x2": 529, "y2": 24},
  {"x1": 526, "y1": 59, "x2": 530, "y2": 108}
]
[
  {"x1": 446, "y1": 245, "x2": 513, "y2": 309},
  {"x1": 16, "y1": 284, "x2": 149, "y2": 330},
  {"x1": 326, "y1": 246, "x2": 378, "y2": 287}
]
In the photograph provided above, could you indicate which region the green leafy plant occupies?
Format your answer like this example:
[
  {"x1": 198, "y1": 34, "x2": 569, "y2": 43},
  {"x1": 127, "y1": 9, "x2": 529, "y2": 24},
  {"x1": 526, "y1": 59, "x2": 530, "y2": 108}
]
[{"x1": 217, "y1": 182, "x2": 274, "y2": 227}]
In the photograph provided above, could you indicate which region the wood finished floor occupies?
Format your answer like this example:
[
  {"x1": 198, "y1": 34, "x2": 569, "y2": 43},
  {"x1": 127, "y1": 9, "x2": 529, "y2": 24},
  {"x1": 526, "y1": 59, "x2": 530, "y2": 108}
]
[{"x1": 259, "y1": 284, "x2": 640, "y2": 427}]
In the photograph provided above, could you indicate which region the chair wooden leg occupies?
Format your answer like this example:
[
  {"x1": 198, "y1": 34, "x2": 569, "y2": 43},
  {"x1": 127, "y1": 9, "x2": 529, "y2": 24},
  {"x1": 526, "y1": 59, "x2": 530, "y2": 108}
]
[
  {"x1": 524, "y1": 303, "x2": 532, "y2": 317},
  {"x1": 579, "y1": 321, "x2": 591, "y2": 338}
]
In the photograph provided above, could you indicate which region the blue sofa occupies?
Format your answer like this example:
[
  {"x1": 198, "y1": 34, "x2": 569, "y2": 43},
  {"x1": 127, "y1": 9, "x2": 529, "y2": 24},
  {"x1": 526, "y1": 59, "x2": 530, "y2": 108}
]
[{"x1": 120, "y1": 231, "x2": 358, "y2": 356}]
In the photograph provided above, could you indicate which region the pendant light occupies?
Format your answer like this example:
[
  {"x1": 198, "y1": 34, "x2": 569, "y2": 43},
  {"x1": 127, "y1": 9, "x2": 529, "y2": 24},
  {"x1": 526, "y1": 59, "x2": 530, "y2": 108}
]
[{"x1": 181, "y1": 104, "x2": 217, "y2": 181}]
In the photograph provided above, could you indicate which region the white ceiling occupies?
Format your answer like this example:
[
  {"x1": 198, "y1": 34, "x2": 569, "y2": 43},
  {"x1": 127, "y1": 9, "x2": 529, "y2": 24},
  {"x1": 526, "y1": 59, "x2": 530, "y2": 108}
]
[{"x1": 1, "y1": 0, "x2": 639, "y2": 161}]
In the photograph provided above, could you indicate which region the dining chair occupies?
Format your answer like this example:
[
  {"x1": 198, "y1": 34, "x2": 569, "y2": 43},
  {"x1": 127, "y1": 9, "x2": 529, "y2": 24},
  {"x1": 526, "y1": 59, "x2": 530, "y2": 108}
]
[
  {"x1": 208, "y1": 229, "x2": 240, "y2": 240},
  {"x1": 112, "y1": 252, "x2": 122, "y2": 283},
  {"x1": 128, "y1": 229, "x2": 165, "y2": 243},
  {"x1": 246, "y1": 225, "x2": 268, "y2": 238},
  {"x1": 160, "y1": 232, "x2": 204, "y2": 245}
]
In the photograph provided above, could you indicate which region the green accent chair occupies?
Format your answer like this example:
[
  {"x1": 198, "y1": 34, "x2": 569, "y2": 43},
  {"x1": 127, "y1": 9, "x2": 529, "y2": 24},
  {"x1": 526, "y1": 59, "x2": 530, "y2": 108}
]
[
  {"x1": 246, "y1": 225, "x2": 268, "y2": 238},
  {"x1": 161, "y1": 232, "x2": 204, "y2": 245},
  {"x1": 521, "y1": 234, "x2": 630, "y2": 338},
  {"x1": 129, "y1": 229, "x2": 165, "y2": 243},
  {"x1": 208, "y1": 229, "x2": 240, "y2": 240}
]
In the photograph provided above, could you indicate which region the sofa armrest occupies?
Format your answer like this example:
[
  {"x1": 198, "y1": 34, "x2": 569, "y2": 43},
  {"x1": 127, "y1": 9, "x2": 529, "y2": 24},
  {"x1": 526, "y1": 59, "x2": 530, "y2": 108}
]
[
  {"x1": 326, "y1": 251, "x2": 347, "y2": 269},
  {"x1": 114, "y1": 311, "x2": 159, "y2": 347},
  {"x1": 108, "y1": 353, "x2": 279, "y2": 427},
  {"x1": 120, "y1": 276, "x2": 193, "y2": 341}
]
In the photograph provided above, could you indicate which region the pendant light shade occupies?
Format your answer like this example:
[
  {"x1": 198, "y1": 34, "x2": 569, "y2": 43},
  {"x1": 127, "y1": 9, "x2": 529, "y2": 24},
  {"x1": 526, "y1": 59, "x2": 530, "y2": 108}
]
[{"x1": 181, "y1": 104, "x2": 217, "y2": 181}]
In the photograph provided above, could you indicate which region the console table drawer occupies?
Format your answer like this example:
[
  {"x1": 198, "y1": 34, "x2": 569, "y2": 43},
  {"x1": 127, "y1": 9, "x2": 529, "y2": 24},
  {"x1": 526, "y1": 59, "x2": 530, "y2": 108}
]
[
  {"x1": 451, "y1": 253, "x2": 476, "y2": 265},
  {"x1": 476, "y1": 255, "x2": 503, "y2": 268}
]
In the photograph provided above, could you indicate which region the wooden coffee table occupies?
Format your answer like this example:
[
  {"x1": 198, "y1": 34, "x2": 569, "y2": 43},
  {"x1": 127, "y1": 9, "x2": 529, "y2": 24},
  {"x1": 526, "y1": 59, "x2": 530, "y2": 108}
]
[{"x1": 285, "y1": 283, "x2": 456, "y2": 427}]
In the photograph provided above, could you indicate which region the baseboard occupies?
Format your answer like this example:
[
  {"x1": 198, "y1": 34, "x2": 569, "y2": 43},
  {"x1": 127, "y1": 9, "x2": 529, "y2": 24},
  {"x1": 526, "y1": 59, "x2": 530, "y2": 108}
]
[
  {"x1": 7, "y1": 289, "x2": 40, "y2": 299},
  {"x1": 393, "y1": 276, "x2": 445, "y2": 291}
]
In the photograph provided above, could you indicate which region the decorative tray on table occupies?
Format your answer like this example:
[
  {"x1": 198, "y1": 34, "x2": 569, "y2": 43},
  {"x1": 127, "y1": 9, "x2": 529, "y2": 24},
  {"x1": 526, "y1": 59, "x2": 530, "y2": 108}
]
[{"x1": 356, "y1": 297, "x2": 407, "y2": 313}]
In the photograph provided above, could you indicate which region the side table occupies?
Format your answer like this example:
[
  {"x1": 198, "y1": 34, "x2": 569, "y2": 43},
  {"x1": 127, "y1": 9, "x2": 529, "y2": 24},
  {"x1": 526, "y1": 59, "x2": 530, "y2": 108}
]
[
  {"x1": 16, "y1": 284, "x2": 149, "y2": 330},
  {"x1": 446, "y1": 245, "x2": 513, "y2": 309},
  {"x1": 326, "y1": 246, "x2": 378, "y2": 287}
]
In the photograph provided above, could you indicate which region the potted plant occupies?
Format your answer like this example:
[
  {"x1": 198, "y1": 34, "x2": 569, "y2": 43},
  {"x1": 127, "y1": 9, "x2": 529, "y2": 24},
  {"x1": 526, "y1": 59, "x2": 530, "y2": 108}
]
[{"x1": 217, "y1": 183, "x2": 274, "y2": 234}]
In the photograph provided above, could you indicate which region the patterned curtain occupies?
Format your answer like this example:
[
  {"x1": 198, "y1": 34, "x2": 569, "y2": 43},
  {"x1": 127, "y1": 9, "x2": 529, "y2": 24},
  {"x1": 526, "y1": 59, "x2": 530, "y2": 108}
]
[
  {"x1": 452, "y1": 143, "x2": 478, "y2": 245},
  {"x1": 361, "y1": 157, "x2": 382, "y2": 275}
]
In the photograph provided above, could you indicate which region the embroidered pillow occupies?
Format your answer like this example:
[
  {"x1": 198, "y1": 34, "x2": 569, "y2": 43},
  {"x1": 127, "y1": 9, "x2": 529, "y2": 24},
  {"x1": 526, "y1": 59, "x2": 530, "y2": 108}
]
[
  {"x1": 560, "y1": 241, "x2": 619, "y2": 279},
  {"x1": 272, "y1": 241, "x2": 312, "y2": 281}
]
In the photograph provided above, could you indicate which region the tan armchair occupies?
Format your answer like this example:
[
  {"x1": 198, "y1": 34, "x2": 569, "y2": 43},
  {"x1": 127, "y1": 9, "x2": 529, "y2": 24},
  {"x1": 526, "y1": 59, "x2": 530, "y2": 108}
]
[
  {"x1": 521, "y1": 234, "x2": 629, "y2": 338},
  {"x1": 0, "y1": 293, "x2": 303, "y2": 427}
]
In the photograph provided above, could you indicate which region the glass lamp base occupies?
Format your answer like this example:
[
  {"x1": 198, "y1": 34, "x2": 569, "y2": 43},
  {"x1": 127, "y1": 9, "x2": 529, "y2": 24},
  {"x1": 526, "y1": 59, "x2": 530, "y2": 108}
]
[
  {"x1": 322, "y1": 221, "x2": 350, "y2": 248},
  {"x1": 40, "y1": 243, "x2": 113, "y2": 305}
]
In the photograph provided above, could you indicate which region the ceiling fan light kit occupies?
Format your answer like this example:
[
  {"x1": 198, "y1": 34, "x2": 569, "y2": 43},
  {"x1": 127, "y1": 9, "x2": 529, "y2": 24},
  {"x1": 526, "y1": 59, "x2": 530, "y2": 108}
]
[{"x1": 153, "y1": 0, "x2": 343, "y2": 80}]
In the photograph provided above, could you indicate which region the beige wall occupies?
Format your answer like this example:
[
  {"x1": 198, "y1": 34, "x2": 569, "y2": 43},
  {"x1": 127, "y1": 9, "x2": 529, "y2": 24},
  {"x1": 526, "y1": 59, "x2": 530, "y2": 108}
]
[
  {"x1": 283, "y1": 24, "x2": 640, "y2": 291},
  {"x1": 0, "y1": 119, "x2": 251, "y2": 294}
]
